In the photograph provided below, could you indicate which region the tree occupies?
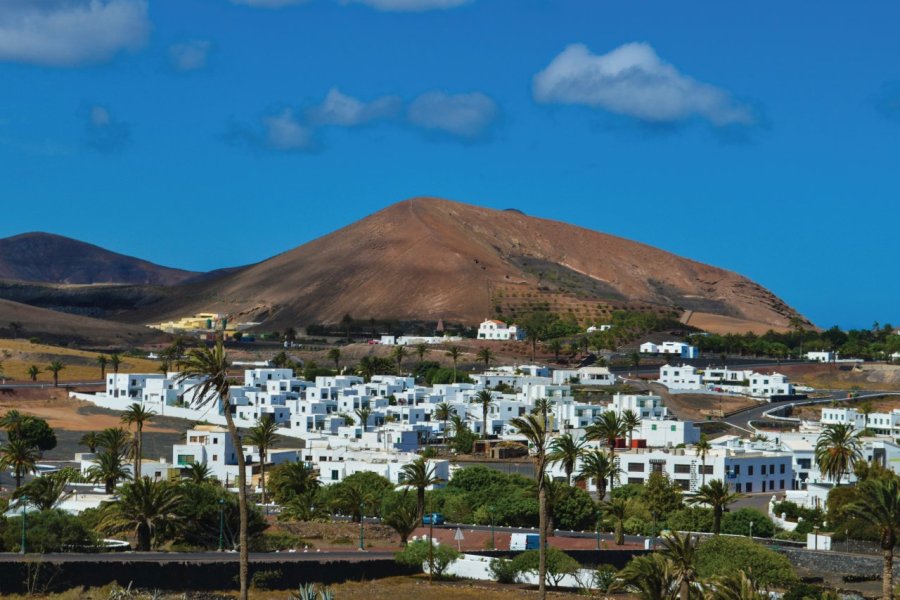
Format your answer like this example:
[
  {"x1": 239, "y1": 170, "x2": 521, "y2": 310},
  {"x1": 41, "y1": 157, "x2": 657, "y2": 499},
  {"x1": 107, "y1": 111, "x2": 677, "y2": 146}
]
[
  {"x1": 548, "y1": 339, "x2": 562, "y2": 363},
  {"x1": 694, "y1": 535, "x2": 796, "y2": 589},
  {"x1": 391, "y1": 345, "x2": 408, "y2": 375},
  {"x1": 434, "y1": 402, "x2": 452, "y2": 444},
  {"x1": 79, "y1": 431, "x2": 99, "y2": 453},
  {"x1": 705, "y1": 571, "x2": 768, "y2": 600},
  {"x1": 445, "y1": 346, "x2": 462, "y2": 383},
  {"x1": 27, "y1": 364, "x2": 40, "y2": 382},
  {"x1": 520, "y1": 310, "x2": 554, "y2": 362},
  {"x1": 120, "y1": 403, "x2": 155, "y2": 482},
  {"x1": 695, "y1": 435, "x2": 712, "y2": 486},
  {"x1": 330, "y1": 472, "x2": 393, "y2": 522},
  {"x1": 327, "y1": 348, "x2": 341, "y2": 371},
  {"x1": 687, "y1": 479, "x2": 740, "y2": 535},
  {"x1": 616, "y1": 553, "x2": 677, "y2": 600},
  {"x1": 629, "y1": 351, "x2": 641, "y2": 372},
  {"x1": 576, "y1": 449, "x2": 618, "y2": 500},
  {"x1": 844, "y1": 475, "x2": 900, "y2": 600},
  {"x1": 97, "y1": 355, "x2": 109, "y2": 379},
  {"x1": 47, "y1": 360, "x2": 64, "y2": 387},
  {"x1": 383, "y1": 492, "x2": 420, "y2": 545},
  {"x1": 600, "y1": 498, "x2": 628, "y2": 545},
  {"x1": 476, "y1": 347, "x2": 495, "y2": 368},
  {"x1": 398, "y1": 457, "x2": 442, "y2": 521},
  {"x1": 246, "y1": 415, "x2": 279, "y2": 508},
  {"x1": 511, "y1": 547, "x2": 580, "y2": 588},
  {"x1": 816, "y1": 423, "x2": 862, "y2": 485},
  {"x1": 415, "y1": 343, "x2": 429, "y2": 368},
  {"x1": 0, "y1": 438, "x2": 39, "y2": 488},
  {"x1": 99, "y1": 477, "x2": 182, "y2": 551},
  {"x1": 13, "y1": 471, "x2": 73, "y2": 511},
  {"x1": 622, "y1": 409, "x2": 641, "y2": 445},
  {"x1": 659, "y1": 531, "x2": 698, "y2": 600},
  {"x1": 268, "y1": 461, "x2": 320, "y2": 505},
  {"x1": 394, "y1": 539, "x2": 460, "y2": 577},
  {"x1": 355, "y1": 405, "x2": 372, "y2": 432},
  {"x1": 177, "y1": 336, "x2": 251, "y2": 600},
  {"x1": 87, "y1": 446, "x2": 131, "y2": 493},
  {"x1": 585, "y1": 411, "x2": 627, "y2": 494},
  {"x1": 3, "y1": 412, "x2": 56, "y2": 453},
  {"x1": 280, "y1": 489, "x2": 329, "y2": 523},
  {"x1": 2, "y1": 509, "x2": 95, "y2": 553},
  {"x1": 184, "y1": 462, "x2": 216, "y2": 485},
  {"x1": 97, "y1": 427, "x2": 132, "y2": 458},
  {"x1": 510, "y1": 413, "x2": 550, "y2": 599},
  {"x1": 548, "y1": 433, "x2": 585, "y2": 485},
  {"x1": 110, "y1": 353, "x2": 122, "y2": 374},
  {"x1": 473, "y1": 389, "x2": 495, "y2": 440}
]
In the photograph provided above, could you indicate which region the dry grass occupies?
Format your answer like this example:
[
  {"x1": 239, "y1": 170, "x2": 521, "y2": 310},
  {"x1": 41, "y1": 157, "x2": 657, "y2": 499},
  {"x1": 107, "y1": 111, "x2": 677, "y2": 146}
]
[
  {"x1": 778, "y1": 363, "x2": 900, "y2": 392},
  {"x1": 0, "y1": 338, "x2": 160, "y2": 383}
]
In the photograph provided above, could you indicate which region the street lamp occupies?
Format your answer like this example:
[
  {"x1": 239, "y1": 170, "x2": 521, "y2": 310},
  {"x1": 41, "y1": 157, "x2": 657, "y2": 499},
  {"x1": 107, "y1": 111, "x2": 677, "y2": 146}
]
[
  {"x1": 596, "y1": 518, "x2": 601, "y2": 550},
  {"x1": 813, "y1": 525, "x2": 820, "y2": 550},
  {"x1": 489, "y1": 505, "x2": 495, "y2": 550},
  {"x1": 20, "y1": 495, "x2": 28, "y2": 555},
  {"x1": 218, "y1": 498, "x2": 225, "y2": 552},
  {"x1": 749, "y1": 520, "x2": 754, "y2": 539},
  {"x1": 359, "y1": 503, "x2": 365, "y2": 551}
]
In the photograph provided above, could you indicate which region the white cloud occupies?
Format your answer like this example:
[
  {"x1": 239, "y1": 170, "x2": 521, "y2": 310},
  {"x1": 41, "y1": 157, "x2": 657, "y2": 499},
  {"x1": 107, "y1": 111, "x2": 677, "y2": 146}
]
[
  {"x1": 533, "y1": 43, "x2": 753, "y2": 126},
  {"x1": 308, "y1": 88, "x2": 401, "y2": 127},
  {"x1": 230, "y1": 0, "x2": 310, "y2": 7},
  {"x1": 407, "y1": 91, "x2": 497, "y2": 139},
  {"x1": 169, "y1": 40, "x2": 212, "y2": 72},
  {"x1": 0, "y1": 0, "x2": 151, "y2": 67},
  {"x1": 338, "y1": 0, "x2": 472, "y2": 11},
  {"x1": 262, "y1": 109, "x2": 314, "y2": 151}
]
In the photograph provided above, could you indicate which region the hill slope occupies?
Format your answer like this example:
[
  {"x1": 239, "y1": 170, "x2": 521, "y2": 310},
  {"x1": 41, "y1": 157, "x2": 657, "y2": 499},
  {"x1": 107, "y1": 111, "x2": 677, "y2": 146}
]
[
  {"x1": 132, "y1": 197, "x2": 809, "y2": 333},
  {"x1": 0, "y1": 232, "x2": 196, "y2": 285}
]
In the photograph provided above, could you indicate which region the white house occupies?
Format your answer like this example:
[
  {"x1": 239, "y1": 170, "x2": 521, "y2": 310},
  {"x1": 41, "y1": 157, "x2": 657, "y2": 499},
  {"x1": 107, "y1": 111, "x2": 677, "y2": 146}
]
[
  {"x1": 806, "y1": 351, "x2": 835, "y2": 363},
  {"x1": 749, "y1": 373, "x2": 794, "y2": 398},
  {"x1": 640, "y1": 341, "x2": 699, "y2": 359},
  {"x1": 658, "y1": 364, "x2": 703, "y2": 390},
  {"x1": 551, "y1": 366, "x2": 615, "y2": 386},
  {"x1": 477, "y1": 320, "x2": 525, "y2": 341}
]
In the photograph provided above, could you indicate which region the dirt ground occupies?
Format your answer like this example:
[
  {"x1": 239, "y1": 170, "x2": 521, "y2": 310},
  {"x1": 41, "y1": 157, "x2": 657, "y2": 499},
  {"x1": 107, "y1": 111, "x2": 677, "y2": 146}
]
[
  {"x1": 648, "y1": 383, "x2": 760, "y2": 421},
  {"x1": 0, "y1": 338, "x2": 161, "y2": 383},
  {"x1": 777, "y1": 362, "x2": 900, "y2": 392},
  {"x1": 792, "y1": 394, "x2": 900, "y2": 421}
]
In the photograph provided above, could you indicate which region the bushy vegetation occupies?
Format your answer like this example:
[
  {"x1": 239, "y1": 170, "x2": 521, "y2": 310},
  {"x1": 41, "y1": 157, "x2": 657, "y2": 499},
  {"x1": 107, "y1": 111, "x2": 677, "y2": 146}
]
[{"x1": 394, "y1": 539, "x2": 460, "y2": 577}]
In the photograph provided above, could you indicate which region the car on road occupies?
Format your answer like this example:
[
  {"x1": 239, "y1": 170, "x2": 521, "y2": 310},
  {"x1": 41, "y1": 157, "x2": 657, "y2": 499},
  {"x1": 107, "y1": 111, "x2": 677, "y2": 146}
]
[{"x1": 422, "y1": 513, "x2": 444, "y2": 525}]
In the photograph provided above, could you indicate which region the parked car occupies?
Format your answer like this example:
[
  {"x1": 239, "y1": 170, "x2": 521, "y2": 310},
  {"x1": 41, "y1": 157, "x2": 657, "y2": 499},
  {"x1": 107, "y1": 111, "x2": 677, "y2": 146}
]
[{"x1": 422, "y1": 513, "x2": 445, "y2": 525}]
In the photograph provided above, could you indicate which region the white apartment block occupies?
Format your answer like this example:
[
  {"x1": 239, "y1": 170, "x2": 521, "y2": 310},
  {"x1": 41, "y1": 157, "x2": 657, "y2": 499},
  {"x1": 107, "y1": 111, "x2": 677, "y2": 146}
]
[
  {"x1": 702, "y1": 367, "x2": 754, "y2": 384},
  {"x1": 477, "y1": 319, "x2": 525, "y2": 341},
  {"x1": 749, "y1": 373, "x2": 794, "y2": 398},
  {"x1": 658, "y1": 364, "x2": 704, "y2": 390},
  {"x1": 551, "y1": 366, "x2": 616, "y2": 386}
]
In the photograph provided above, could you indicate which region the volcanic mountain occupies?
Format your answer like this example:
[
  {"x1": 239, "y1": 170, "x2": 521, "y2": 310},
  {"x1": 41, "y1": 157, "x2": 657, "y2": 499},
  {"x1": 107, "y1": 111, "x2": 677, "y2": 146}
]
[
  {"x1": 0, "y1": 232, "x2": 196, "y2": 286},
  {"x1": 133, "y1": 197, "x2": 809, "y2": 334}
]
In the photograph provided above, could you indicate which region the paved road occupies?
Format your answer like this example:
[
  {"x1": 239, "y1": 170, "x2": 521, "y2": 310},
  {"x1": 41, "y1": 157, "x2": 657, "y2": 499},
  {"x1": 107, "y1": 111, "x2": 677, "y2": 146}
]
[
  {"x1": 0, "y1": 550, "x2": 397, "y2": 563},
  {"x1": 724, "y1": 390, "x2": 900, "y2": 432}
]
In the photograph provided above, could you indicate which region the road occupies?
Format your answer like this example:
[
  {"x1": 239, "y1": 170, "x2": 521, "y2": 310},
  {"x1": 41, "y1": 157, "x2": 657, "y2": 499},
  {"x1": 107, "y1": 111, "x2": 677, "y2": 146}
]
[
  {"x1": 0, "y1": 550, "x2": 397, "y2": 563},
  {"x1": 723, "y1": 390, "x2": 900, "y2": 432},
  {"x1": 0, "y1": 381, "x2": 103, "y2": 389}
]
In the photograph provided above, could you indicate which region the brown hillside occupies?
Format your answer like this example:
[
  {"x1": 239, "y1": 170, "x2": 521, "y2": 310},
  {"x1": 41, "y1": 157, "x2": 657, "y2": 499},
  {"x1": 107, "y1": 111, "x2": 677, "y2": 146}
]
[
  {"x1": 131, "y1": 197, "x2": 809, "y2": 333},
  {"x1": 0, "y1": 232, "x2": 196, "y2": 285}
]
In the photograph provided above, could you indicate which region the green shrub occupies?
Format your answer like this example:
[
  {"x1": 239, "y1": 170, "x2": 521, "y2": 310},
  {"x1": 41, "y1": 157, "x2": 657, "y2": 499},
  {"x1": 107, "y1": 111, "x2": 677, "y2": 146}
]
[
  {"x1": 510, "y1": 547, "x2": 579, "y2": 588},
  {"x1": 394, "y1": 539, "x2": 460, "y2": 577},
  {"x1": 593, "y1": 564, "x2": 617, "y2": 592},
  {"x1": 721, "y1": 508, "x2": 776, "y2": 538},
  {"x1": 489, "y1": 558, "x2": 519, "y2": 583},
  {"x1": 250, "y1": 569, "x2": 283, "y2": 590},
  {"x1": 695, "y1": 535, "x2": 796, "y2": 588}
]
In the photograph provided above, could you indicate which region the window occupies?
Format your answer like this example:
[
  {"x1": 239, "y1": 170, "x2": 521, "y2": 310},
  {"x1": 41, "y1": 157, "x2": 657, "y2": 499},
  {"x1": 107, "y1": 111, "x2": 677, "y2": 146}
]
[
  {"x1": 674, "y1": 464, "x2": 691, "y2": 474},
  {"x1": 780, "y1": 480, "x2": 785, "y2": 490},
  {"x1": 671, "y1": 425, "x2": 677, "y2": 432},
  {"x1": 748, "y1": 465, "x2": 754, "y2": 476},
  {"x1": 628, "y1": 462, "x2": 645, "y2": 472},
  {"x1": 769, "y1": 480, "x2": 774, "y2": 491},
  {"x1": 331, "y1": 470, "x2": 339, "y2": 481},
  {"x1": 177, "y1": 455, "x2": 194, "y2": 465},
  {"x1": 651, "y1": 424, "x2": 658, "y2": 431},
  {"x1": 746, "y1": 483, "x2": 753, "y2": 492},
  {"x1": 780, "y1": 464, "x2": 786, "y2": 474},
  {"x1": 212, "y1": 454, "x2": 218, "y2": 461},
  {"x1": 628, "y1": 477, "x2": 644, "y2": 485},
  {"x1": 702, "y1": 465, "x2": 714, "y2": 474}
]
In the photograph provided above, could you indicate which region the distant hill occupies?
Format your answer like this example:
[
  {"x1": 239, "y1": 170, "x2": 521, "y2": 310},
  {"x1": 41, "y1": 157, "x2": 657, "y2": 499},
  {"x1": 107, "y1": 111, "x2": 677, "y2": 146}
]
[
  {"x1": 131, "y1": 197, "x2": 811, "y2": 333},
  {"x1": 0, "y1": 232, "x2": 196, "y2": 286}
]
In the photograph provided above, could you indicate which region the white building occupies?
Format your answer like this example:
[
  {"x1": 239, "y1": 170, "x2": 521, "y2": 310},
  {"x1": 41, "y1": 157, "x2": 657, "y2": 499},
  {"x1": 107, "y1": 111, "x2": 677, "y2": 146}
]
[
  {"x1": 586, "y1": 324, "x2": 612, "y2": 333},
  {"x1": 702, "y1": 367, "x2": 754, "y2": 384},
  {"x1": 749, "y1": 373, "x2": 794, "y2": 398},
  {"x1": 640, "y1": 341, "x2": 699, "y2": 359},
  {"x1": 658, "y1": 364, "x2": 704, "y2": 390},
  {"x1": 477, "y1": 320, "x2": 525, "y2": 341},
  {"x1": 551, "y1": 366, "x2": 615, "y2": 386},
  {"x1": 806, "y1": 351, "x2": 836, "y2": 363}
]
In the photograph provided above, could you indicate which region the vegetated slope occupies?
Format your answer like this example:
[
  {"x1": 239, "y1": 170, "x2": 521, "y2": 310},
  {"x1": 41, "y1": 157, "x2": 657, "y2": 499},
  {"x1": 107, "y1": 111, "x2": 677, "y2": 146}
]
[
  {"x1": 0, "y1": 298, "x2": 165, "y2": 346},
  {"x1": 0, "y1": 232, "x2": 196, "y2": 285},
  {"x1": 133, "y1": 197, "x2": 811, "y2": 333}
]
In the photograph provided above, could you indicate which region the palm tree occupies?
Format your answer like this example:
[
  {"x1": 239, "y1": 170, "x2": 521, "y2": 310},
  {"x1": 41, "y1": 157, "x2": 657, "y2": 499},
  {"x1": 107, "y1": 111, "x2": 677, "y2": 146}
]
[
  {"x1": 548, "y1": 433, "x2": 585, "y2": 485},
  {"x1": 97, "y1": 355, "x2": 109, "y2": 379},
  {"x1": 446, "y1": 346, "x2": 462, "y2": 383},
  {"x1": 510, "y1": 413, "x2": 550, "y2": 600},
  {"x1": 0, "y1": 409, "x2": 26, "y2": 435},
  {"x1": 246, "y1": 415, "x2": 279, "y2": 508},
  {"x1": 327, "y1": 348, "x2": 341, "y2": 371},
  {"x1": 397, "y1": 457, "x2": 442, "y2": 520},
  {"x1": 600, "y1": 498, "x2": 628, "y2": 545},
  {"x1": 355, "y1": 405, "x2": 372, "y2": 433},
  {"x1": 686, "y1": 479, "x2": 740, "y2": 535},
  {"x1": 97, "y1": 427, "x2": 132, "y2": 458},
  {"x1": 27, "y1": 365, "x2": 40, "y2": 382},
  {"x1": 695, "y1": 435, "x2": 712, "y2": 486},
  {"x1": 176, "y1": 336, "x2": 251, "y2": 600},
  {"x1": 268, "y1": 461, "x2": 319, "y2": 504},
  {"x1": 576, "y1": 449, "x2": 619, "y2": 499},
  {"x1": 629, "y1": 351, "x2": 641, "y2": 373},
  {"x1": 383, "y1": 493, "x2": 420, "y2": 545},
  {"x1": 14, "y1": 471, "x2": 72, "y2": 510},
  {"x1": 357, "y1": 355, "x2": 378, "y2": 382},
  {"x1": 99, "y1": 477, "x2": 182, "y2": 551},
  {"x1": 110, "y1": 353, "x2": 122, "y2": 374},
  {"x1": 434, "y1": 402, "x2": 452, "y2": 443},
  {"x1": 621, "y1": 409, "x2": 641, "y2": 445},
  {"x1": 121, "y1": 403, "x2": 155, "y2": 481},
  {"x1": 414, "y1": 343, "x2": 429, "y2": 368},
  {"x1": 476, "y1": 347, "x2": 495, "y2": 368},
  {"x1": 845, "y1": 475, "x2": 900, "y2": 600},
  {"x1": 87, "y1": 448, "x2": 132, "y2": 493},
  {"x1": 391, "y1": 345, "x2": 408, "y2": 375},
  {"x1": 184, "y1": 462, "x2": 216, "y2": 485},
  {"x1": 659, "y1": 530, "x2": 698, "y2": 600},
  {"x1": 532, "y1": 397, "x2": 554, "y2": 431},
  {"x1": 549, "y1": 339, "x2": 562, "y2": 363},
  {"x1": 815, "y1": 422, "x2": 862, "y2": 485},
  {"x1": 79, "y1": 431, "x2": 100, "y2": 454},
  {"x1": 616, "y1": 553, "x2": 677, "y2": 600},
  {"x1": 473, "y1": 390, "x2": 495, "y2": 440},
  {"x1": 0, "y1": 438, "x2": 39, "y2": 488},
  {"x1": 586, "y1": 411, "x2": 627, "y2": 494},
  {"x1": 705, "y1": 571, "x2": 767, "y2": 600},
  {"x1": 47, "y1": 360, "x2": 64, "y2": 387},
  {"x1": 279, "y1": 489, "x2": 328, "y2": 522}
]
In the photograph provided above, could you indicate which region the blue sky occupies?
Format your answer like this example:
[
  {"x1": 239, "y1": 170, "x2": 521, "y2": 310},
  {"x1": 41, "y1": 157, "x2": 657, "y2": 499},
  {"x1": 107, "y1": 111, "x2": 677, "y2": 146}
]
[{"x1": 1, "y1": 1, "x2": 898, "y2": 329}]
